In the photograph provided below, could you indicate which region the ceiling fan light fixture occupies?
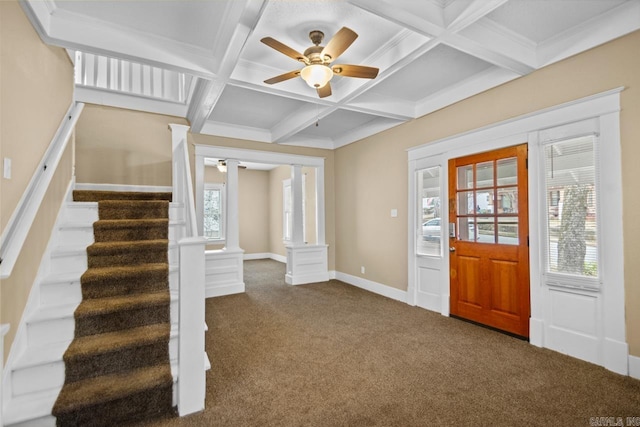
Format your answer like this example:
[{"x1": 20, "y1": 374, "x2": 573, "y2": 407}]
[
  {"x1": 300, "y1": 64, "x2": 333, "y2": 88},
  {"x1": 217, "y1": 160, "x2": 227, "y2": 173}
]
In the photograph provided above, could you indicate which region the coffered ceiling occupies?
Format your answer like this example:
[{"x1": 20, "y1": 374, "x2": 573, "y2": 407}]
[{"x1": 21, "y1": 0, "x2": 640, "y2": 149}]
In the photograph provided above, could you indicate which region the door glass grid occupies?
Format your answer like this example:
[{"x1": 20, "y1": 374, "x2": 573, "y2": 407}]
[{"x1": 456, "y1": 157, "x2": 519, "y2": 245}]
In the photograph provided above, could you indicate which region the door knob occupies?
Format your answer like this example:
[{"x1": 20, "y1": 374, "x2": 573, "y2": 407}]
[{"x1": 449, "y1": 247, "x2": 456, "y2": 252}]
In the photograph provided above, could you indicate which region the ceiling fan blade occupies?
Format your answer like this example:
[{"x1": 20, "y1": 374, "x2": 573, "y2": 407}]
[
  {"x1": 317, "y1": 82, "x2": 332, "y2": 98},
  {"x1": 260, "y1": 37, "x2": 307, "y2": 63},
  {"x1": 332, "y1": 64, "x2": 379, "y2": 79},
  {"x1": 264, "y1": 70, "x2": 300, "y2": 85},
  {"x1": 321, "y1": 27, "x2": 358, "y2": 62}
]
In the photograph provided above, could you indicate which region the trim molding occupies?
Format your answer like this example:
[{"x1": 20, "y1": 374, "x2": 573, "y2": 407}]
[
  {"x1": 243, "y1": 253, "x2": 271, "y2": 260},
  {"x1": 269, "y1": 253, "x2": 287, "y2": 263},
  {"x1": 335, "y1": 272, "x2": 407, "y2": 303},
  {"x1": 629, "y1": 355, "x2": 640, "y2": 380},
  {"x1": 205, "y1": 283, "x2": 245, "y2": 298},
  {"x1": 74, "y1": 183, "x2": 173, "y2": 193}
]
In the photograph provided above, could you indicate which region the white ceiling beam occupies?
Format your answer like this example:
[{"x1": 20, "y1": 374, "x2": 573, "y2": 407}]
[
  {"x1": 271, "y1": 104, "x2": 332, "y2": 142},
  {"x1": 537, "y1": 0, "x2": 640, "y2": 67},
  {"x1": 332, "y1": 118, "x2": 405, "y2": 149},
  {"x1": 441, "y1": 32, "x2": 535, "y2": 75},
  {"x1": 444, "y1": 0, "x2": 508, "y2": 32},
  {"x1": 187, "y1": 0, "x2": 268, "y2": 133},
  {"x1": 347, "y1": 0, "x2": 446, "y2": 38},
  {"x1": 458, "y1": 18, "x2": 538, "y2": 68},
  {"x1": 415, "y1": 67, "x2": 520, "y2": 118},
  {"x1": 21, "y1": 2, "x2": 218, "y2": 78},
  {"x1": 200, "y1": 121, "x2": 272, "y2": 143}
]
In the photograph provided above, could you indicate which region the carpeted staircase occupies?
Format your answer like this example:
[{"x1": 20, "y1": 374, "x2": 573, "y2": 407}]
[{"x1": 52, "y1": 190, "x2": 175, "y2": 426}]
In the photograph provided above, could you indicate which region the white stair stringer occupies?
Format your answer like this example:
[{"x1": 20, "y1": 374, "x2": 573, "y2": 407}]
[{"x1": 3, "y1": 193, "x2": 196, "y2": 426}]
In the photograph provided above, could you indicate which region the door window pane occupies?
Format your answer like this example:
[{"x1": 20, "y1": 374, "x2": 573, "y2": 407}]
[
  {"x1": 457, "y1": 217, "x2": 476, "y2": 242},
  {"x1": 498, "y1": 218, "x2": 519, "y2": 245},
  {"x1": 476, "y1": 161, "x2": 494, "y2": 188},
  {"x1": 544, "y1": 136, "x2": 598, "y2": 277},
  {"x1": 457, "y1": 191, "x2": 474, "y2": 216},
  {"x1": 497, "y1": 187, "x2": 518, "y2": 214},
  {"x1": 417, "y1": 167, "x2": 441, "y2": 257},
  {"x1": 477, "y1": 219, "x2": 495, "y2": 243},
  {"x1": 497, "y1": 157, "x2": 517, "y2": 186},
  {"x1": 457, "y1": 165, "x2": 473, "y2": 189},
  {"x1": 475, "y1": 190, "x2": 494, "y2": 214}
]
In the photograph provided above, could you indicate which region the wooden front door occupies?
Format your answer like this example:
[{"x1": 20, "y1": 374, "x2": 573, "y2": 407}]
[{"x1": 448, "y1": 144, "x2": 530, "y2": 337}]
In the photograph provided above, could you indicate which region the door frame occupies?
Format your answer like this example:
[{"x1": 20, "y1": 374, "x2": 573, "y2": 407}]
[{"x1": 407, "y1": 87, "x2": 628, "y2": 374}]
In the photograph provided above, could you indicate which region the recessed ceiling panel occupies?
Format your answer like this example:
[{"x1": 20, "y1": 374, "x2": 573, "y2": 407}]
[
  {"x1": 486, "y1": 0, "x2": 627, "y2": 44},
  {"x1": 55, "y1": 0, "x2": 225, "y2": 50},
  {"x1": 370, "y1": 44, "x2": 493, "y2": 102},
  {"x1": 298, "y1": 109, "x2": 380, "y2": 139},
  {"x1": 209, "y1": 85, "x2": 306, "y2": 130}
]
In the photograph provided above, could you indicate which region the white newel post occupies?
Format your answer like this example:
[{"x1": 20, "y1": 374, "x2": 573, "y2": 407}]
[
  {"x1": 315, "y1": 166, "x2": 326, "y2": 246},
  {"x1": 169, "y1": 124, "x2": 190, "y2": 207},
  {"x1": 178, "y1": 238, "x2": 207, "y2": 416},
  {"x1": 225, "y1": 159, "x2": 241, "y2": 251}
]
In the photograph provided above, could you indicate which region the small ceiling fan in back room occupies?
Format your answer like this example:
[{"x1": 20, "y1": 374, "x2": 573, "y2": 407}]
[{"x1": 261, "y1": 27, "x2": 379, "y2": 98}]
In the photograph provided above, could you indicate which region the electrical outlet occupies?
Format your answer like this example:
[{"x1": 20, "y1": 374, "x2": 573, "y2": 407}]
[{"x1": 361, "y1": 266, "x2": 365, "y2": 274}]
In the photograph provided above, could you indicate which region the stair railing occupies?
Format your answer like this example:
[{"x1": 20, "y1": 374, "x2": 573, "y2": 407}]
[
  {"x1": 0, "y1": 102, "x2": 84, "y2": 279},
  {"x1": 169, "y1": 124, "x2": 207, "y2": 416}
]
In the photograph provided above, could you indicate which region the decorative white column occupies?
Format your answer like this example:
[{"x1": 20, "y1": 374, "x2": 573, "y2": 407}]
[
  {"x1": 225, "y1": 159, "x2": 240, "y2": 251},
  {"x1": 291, "y1": 164, "x2": 304, "y2": 247},
  {"x1": 315, "y1": 166, "x2": 326, "y2": 246}
]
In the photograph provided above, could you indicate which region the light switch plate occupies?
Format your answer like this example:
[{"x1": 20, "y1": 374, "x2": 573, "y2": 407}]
[
  {"x1": 3, "y1": 158, "x2": 11, "y2": 179},
  {"x1": 391, "y1": 209, "x2": 398, "y2": 217}
]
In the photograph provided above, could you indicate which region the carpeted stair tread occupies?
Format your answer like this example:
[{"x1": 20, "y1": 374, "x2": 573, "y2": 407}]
[
  {"x1": 62, "y1": 324, "x2": 171, "y2": 383},
  {"x1": 65, "y1": 323, "x2": 170, "y2": 361},
  {"x1": 52, "y1": 363, "x2": 173, "y2": 414},
  {"x1": 75, "y1": 290, "x2": 170, "y2": 318},
  {"x1": 98, "y1": 200, "x2": 169, "y2": 220},
  {"x1": 93, "y1": 219, "x2": 169, "y2": 242},
  {"x1": 81, "y1": 264, "x2": 169, "y2": 299},
  {"x1": 87, "y1": 240, "x2": 168, "y2": 268},
  {"x1": 73, "y1": 190, "x2": 172, "y2": 202}
]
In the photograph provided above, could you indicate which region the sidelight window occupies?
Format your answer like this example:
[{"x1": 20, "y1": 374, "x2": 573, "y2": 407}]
[{"x1": 543, "y1": 136, "x2": 599, "y2": 279}]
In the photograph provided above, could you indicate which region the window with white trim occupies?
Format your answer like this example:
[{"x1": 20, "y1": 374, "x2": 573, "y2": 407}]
[
  {"x1": 417, "y1": 166, "x2": 442, "y2": 257},
  {"x1": 543, "y1": 135, "x2": 599, "y2": 281},
  {"x1": 204, "y1": 183, "x2": 225, "y2": 240}
]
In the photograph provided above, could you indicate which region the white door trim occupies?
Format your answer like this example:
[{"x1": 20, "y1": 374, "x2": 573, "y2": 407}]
[{"x1": 407, "y1": 87, "x2": 627, "y2": 374}]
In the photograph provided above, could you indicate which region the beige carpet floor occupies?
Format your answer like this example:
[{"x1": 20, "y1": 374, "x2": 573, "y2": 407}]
[{"x1": 137, "y1": 259, "x2": 640, "y2": 427}]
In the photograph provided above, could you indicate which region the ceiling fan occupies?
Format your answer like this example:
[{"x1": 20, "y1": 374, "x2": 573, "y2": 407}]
[
  {"x1": 217, "y1": 160, "x2": 247, "y2": 173},
  {"x1": 261, "y1": 27, "x2": 379, "y2": 98}
]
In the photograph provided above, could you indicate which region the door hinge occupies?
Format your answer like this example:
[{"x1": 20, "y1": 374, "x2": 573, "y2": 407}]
[
  {"x1": 527, "y1": 236, "x2": 529, "y2": 247},
  {"x1": 525, "y1": 158, "x2": 528, "y2": 169}
]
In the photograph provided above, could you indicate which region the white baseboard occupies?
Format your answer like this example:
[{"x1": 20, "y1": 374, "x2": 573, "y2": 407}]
[
  {"x1": 285, "y1": 272, "x2": 330, "y2": 286},
  {"x1": 243, "y1": 253, "x2": 270, "y2": 261},
  {"x1": 329, "y1": 270, "x2": 336, "y2": 280},
  {"x1": 628, "y1": 355, "x2": 640, "y2": 380},
  {"x1": 335, "y1": 272, "x2": 407, "y2": 303},
  {"x1": 269, "y1": 253, "x2": 287, "y2": 263},
  {"x1": 205, "y1": 283, "x2": 245, "y2": 298},
  {"x1": 529, "y1": 317, "x2": 544, "y2": 348},
  {"x1": 604, "y1": 338, "x2": 629, "y2": 375},
  {"x1": 75, "y1": 183, "x2": 173, "y2": 193}
]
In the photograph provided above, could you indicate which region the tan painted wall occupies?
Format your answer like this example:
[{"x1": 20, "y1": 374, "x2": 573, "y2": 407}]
[
  {"x1": 334, "y1": 31, "x2": 640, "y2": 356},
  {"x1": 75, "y1": 104, "x2": 189, "y2": 186},
  {"x1": 204, "y1": 166, "x2": 270, "y2": 254},
  {"x1": 268, "y1": 165, "x2": 290, "y2": 258},
  {"x1": 0, "y1": 0, "x2": 74, "y2": 233},
  {"x1": 191, "y1": 134, "x2": 335, "y2": 271},
  {"x1": 0, "y1": 1, "x2": 75, "y2": 361},
  {"x1": 239, "y1": 169, "x2": 270, "y2": 255}
]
